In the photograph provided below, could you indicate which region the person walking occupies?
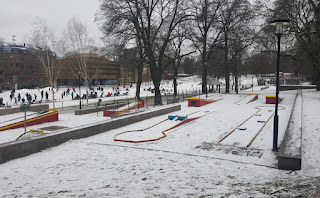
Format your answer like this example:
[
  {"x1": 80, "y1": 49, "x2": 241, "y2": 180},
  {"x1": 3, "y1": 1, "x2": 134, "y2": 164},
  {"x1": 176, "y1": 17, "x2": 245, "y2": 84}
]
[
  {"x1": 41, "y1": 90, "x2": 44, "y2": 99},
  {"x1": 45, "y1": 91, "x2": 49, "y2": 100},
  {"x1": 18, "y1": 93, "x2": 21, "y2": 102},
  {"x1": 71, "y1": 91, "x2": 74, "y2": 99}
]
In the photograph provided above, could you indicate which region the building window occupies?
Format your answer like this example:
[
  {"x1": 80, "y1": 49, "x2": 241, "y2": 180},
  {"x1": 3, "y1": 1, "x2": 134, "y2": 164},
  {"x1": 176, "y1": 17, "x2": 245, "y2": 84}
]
[{"x1": 2, "y1": 46, "x2": 11, "y2": 53}]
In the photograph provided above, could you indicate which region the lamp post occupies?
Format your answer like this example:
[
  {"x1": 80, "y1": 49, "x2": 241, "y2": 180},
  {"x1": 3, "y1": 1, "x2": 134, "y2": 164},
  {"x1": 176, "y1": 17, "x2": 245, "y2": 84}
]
[
  {"x1": 270, "y1": 19, "x2": 289, "y2": 152},
  {"x1": 78, "y1": 70, "x2": 82, "y2": 110}
]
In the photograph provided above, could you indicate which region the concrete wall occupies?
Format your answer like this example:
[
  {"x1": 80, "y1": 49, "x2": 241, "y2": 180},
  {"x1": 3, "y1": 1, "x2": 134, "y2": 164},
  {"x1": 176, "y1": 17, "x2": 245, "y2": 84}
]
[
  {"x1": 74, "y1": 103, "x2": 126, "y2": 115},
  {"x1": 280, "y1": 85, "x2": 315, "y2": 91},
  {"x1": 0, "y1": 104, "x2": 49, "y2": 116},
  {"x1": 0, "y1": 104, "x2": 181, "y2": 164},
  {"x1": 278, "y1": 90, "x2": 302, "y2": 170}
]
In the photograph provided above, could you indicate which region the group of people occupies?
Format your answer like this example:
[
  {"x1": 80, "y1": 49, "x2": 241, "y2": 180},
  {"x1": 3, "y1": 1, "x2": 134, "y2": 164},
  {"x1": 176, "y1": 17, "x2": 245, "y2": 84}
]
[
  {"x1": 0, "y1": 86, "x2": 130, "y2": 108},
  {"x1": 0, "y1": 89, "x2": 53, "y2": 108}
]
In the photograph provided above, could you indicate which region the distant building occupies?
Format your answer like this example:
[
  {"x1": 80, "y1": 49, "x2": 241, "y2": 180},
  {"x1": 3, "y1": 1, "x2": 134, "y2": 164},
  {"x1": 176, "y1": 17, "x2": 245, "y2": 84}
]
[
  {"x1": 0, "y1": 41, "x2": 43, "y2": 90},
  {"x1": 57, "y1": 54, "x2": 120, "y2": 86}
]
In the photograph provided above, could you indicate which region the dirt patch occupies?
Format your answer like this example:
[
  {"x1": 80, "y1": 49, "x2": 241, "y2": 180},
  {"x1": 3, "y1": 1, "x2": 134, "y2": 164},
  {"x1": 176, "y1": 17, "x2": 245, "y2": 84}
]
[{"x1": 195, "y1": 142, "x2": 263, "y2": 158}]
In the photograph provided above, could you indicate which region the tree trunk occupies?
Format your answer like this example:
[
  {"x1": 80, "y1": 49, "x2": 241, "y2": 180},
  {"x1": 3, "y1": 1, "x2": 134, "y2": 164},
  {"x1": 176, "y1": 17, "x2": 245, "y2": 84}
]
[
  {"x1": 224, "y1": 30, "x2": 230, "y2": 93},
  {"x1": 174, "y1": 69, "x2": 178, "y2": 96},
  {"x1": 317, "y1": 68, "x2": 320, "y2": 91},
  {"x1": 235, "y1": 75, "x2": 238, "y2": 94},
  {"x1": 235, "y1": 58, "x2": 238, "y2": 94},
  {"x1": 135, "y1": 65, "x2": 143, "y2": 100},
  {"x1": 154, "y1": 83, "x2": 162, "y2": 105},
  {"x1": 51, "y1": 87, "x2": 55, "y2": 109},
  {"x1": 86, "y1": 86, "x2": 89, "y2": 106},
  {"x1": 202, "y1": 61, "x2": 207, "y2": 94}
]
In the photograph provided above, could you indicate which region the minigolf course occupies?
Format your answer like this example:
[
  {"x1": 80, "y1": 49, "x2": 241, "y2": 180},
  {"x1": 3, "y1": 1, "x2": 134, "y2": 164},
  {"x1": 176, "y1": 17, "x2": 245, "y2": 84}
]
[
  {"x1": 187, "y1": 98, "x2": 220, "y2": 107},
  {"x1": 104, "y1": 100, "x2": 144, "y2": 117},
  {"x1": 114, "y1": 111, "x2": 213, "y2": 143},
  {"x1": 0, "y1": 109, "x2": 59, "y2": 131},
  {"x1": 234, "y1": 94, "x2": 258, "y2": 105},
  {"x1": 218, "y1": 106, "x2": 285, "y2": 147}
]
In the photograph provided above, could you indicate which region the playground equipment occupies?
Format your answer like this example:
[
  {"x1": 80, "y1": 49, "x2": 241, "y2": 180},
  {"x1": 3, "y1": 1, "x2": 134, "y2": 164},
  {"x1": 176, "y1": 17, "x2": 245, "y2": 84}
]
[
  {"x1": 113, "y1": 110, "x2": 211, "y2": 143},
  {"x1": 0, "y1": 109, "x2": 58, "y2": 132},
  {"x1": 104, "y1": 100, "x2": 144, "y2": 117},
  {"x1": 187, "y1": 98, "x2": 219, "y2": 107},
  {"x1": 16, "y1": 129, "x2": 45, "y2": 141}
]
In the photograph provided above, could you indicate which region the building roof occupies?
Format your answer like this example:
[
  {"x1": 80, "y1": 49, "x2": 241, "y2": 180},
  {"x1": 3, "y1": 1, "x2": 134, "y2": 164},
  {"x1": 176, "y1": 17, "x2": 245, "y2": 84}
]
[{"x1": 207, "y1": 78, "x2": 224, "y2": 85}]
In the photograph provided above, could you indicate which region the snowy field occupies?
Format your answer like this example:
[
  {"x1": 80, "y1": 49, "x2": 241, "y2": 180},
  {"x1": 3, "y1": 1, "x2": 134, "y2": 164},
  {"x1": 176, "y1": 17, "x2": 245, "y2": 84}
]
[{"x1": 0, "y1": 76, "x2": 319, "y2": 197}]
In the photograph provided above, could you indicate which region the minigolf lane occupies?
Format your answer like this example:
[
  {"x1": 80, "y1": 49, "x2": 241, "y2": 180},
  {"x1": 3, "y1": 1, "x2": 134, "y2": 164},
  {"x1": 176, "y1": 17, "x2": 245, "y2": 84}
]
[
  {"x1": 0, "y1": 109, "x2": 58, "y2": 131},
  {"x1": 218, "y1": 106, "x2": 285, "y2": 148},
  {"x1": 234, "y1": 94, "x2": 258, "y2": 105},
  {"x1": 114, "y1": 111, "x2": 213, "y2": 143}
]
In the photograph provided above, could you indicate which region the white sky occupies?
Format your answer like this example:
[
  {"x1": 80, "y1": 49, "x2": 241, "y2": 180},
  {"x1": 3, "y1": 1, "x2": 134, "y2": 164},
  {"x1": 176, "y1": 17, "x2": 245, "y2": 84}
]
[{"x1": 0, "y1": 0, "x2": 102, "y2": 44}]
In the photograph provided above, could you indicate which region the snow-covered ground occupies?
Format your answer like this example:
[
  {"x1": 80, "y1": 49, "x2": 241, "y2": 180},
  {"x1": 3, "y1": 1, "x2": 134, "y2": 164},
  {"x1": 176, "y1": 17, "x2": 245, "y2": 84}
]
[{"x1": 0, "y1": 76, "x2": 319, "y2": 197}]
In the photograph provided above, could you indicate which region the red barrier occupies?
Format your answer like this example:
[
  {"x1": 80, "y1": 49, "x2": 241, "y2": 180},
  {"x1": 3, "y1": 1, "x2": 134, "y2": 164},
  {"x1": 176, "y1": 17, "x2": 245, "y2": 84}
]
[
  {"x1": 0, "y1": 110, "x2": 59, "y2": 131},
  {"x1": 266, "y1": 96, "x2": 283, "y2": 104},
  {"x1": 103, "y1": 111, "x2": 116, "y2": 117},
  {"x1": 187, "y1": 98, "x2": 217, "y2": 107}
]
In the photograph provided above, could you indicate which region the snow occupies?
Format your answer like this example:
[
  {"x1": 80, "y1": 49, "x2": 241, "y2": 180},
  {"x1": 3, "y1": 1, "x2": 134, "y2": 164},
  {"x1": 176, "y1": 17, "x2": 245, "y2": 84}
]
[{"x1": 0, "y1": 76, "x2": 319, "y2": 197}]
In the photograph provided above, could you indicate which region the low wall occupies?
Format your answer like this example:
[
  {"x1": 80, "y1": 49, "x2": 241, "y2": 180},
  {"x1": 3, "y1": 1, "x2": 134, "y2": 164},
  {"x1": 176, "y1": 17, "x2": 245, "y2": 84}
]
[
  {"x1": 74, "y1": 103, "x2": 126, "y2": 115},
  {"x1": 278, "y1": 90, "x2": 302, "y2": 170},
  {"x1": 0, "y1": 104, "x2": 49, "y2": 116},
  {"x1": 0, "y1": 104, "x2": 181, "y2": 164},
  {"x1": 279, "y1": 85, "x2": 315, "y2": 91}
]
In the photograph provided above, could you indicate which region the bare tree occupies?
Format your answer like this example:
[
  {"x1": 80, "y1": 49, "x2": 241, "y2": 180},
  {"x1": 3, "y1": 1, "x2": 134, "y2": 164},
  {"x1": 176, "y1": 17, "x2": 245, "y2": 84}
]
[
  {"x1": 31, "y1": 18, "x2": 62, "y2": 108},
  {"x1": 63, "y1": 17, "x2": 100, "y2": 106},
  {"x1": 229, "y1": 25, "x2": 256, "y2": 94},
  {"x1": 272, "y1": 0, "x2": 320, "y2": 90},
  {"x1": 219, "y1": 0, "x2": 255, "y2": 93},
  {"x1": 189, "y1": 0, "x2": 223, "y2": 94},
  {"x1": 113, "y1": 40, "x2": 145, "y2": 100},
  {"x1": 98, "y1": 0, "x2": 190, "y2": 105},
  {"x1": 167, "y1": 26, "x2": 195, "y2": 96}
]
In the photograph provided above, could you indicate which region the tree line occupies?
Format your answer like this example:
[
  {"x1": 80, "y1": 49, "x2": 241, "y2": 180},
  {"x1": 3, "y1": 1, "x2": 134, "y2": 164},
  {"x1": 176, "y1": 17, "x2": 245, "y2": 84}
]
[{"x1": 31, "y1": 0, "x2": 320, "y2": 107}]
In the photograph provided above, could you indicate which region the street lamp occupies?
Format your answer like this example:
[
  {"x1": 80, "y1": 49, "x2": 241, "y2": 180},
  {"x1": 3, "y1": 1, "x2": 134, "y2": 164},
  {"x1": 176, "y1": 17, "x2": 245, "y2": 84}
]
[
  {"x1": 270, "y1": 19, "x2": 289, "y2": 152},
  {"x1": 78, "y1": 70, "x2": 82, "y2": 110}
]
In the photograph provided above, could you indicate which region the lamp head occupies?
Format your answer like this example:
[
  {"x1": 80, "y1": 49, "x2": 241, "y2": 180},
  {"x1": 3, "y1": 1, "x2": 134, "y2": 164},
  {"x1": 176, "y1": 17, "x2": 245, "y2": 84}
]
[{"x1": 270, "y1": 19, "x2": 290, "y2": 35}]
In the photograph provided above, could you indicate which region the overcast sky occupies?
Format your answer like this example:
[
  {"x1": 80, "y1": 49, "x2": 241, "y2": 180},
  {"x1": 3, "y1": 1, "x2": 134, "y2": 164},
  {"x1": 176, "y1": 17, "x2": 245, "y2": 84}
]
[{"x1": 0, "y1": 0, "x2": 102, "y2": 44}]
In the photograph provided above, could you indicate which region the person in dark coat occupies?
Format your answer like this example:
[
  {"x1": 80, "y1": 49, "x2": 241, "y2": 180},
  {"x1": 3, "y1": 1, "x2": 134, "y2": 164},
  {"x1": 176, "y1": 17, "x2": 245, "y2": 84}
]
[
  {"x1": 27, "y1": 94, "x2": 32, "y2": 104},
  {"x1": 41, "y1": 90, "x2": 44, "y2": 99},
  {"x1": 45, "y1": 92, "x2": 49, "y2": 100}
]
